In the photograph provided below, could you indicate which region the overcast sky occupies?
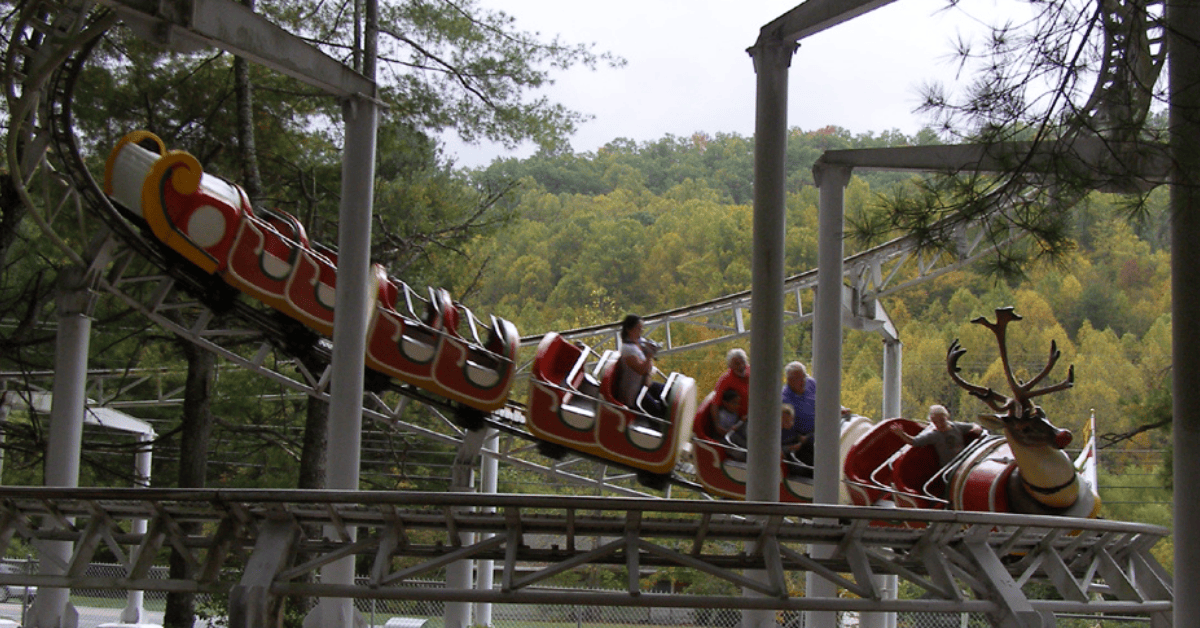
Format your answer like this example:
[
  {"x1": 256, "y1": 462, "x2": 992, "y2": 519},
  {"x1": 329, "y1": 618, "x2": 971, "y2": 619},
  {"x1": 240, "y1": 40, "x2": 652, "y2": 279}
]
[{"x1": 444, "y1": 0, "x2": 1005, "y2": 168}]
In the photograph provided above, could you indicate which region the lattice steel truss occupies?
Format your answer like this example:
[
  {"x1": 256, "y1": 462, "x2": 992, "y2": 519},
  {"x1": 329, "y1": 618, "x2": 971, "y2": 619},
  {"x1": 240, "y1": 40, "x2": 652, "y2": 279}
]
[{"x1": 0, "y1": 488, "x2": 1173, "y2": 628}]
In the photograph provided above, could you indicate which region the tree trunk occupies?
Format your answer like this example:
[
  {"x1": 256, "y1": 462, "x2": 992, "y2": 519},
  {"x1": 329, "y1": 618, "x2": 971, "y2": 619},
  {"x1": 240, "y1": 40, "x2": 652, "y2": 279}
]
[
  {"x1": 0, "y1": 174, "x2": 27, "y2": 271},
  {"x1": 163, "y1": 341, "x2": 215, "y2": 628},
  {"x1": 233, "y1": 0, "x2": 263, "y2": 204},
  {"x1": 299, "y1": 394, "x2": 328, "y2": 490}
]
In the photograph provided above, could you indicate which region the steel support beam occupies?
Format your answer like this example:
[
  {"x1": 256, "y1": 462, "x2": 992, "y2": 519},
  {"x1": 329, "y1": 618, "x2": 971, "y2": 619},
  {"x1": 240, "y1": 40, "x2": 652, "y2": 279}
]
[
  {"x1": 757, "y1": 0, "x2": 898, "y2": 44},
  {"x1": 746, "y1": 37, "x2": 794, "y2": 504},
  {"x1": 810, "y1": 162, "x2": 851, "y2": 628},
  {"x1": 29, "y1": 268, "x2": 93, "y2": 628},
  {"x1": 311, "y1": 93, "x2": 379, "y2": 628},
  {"x1": 100, "y1": 0, "x2": 375, "y2": 98},
  {"x1": 746, "y1": 32, "x2": 795, "y2": 628}
]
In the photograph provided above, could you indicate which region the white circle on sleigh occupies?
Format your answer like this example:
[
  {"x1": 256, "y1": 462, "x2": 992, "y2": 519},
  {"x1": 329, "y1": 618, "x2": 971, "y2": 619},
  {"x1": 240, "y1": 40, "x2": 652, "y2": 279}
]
[{"x1": 188, "y1": 204, "x2": 227, "y2": 248}]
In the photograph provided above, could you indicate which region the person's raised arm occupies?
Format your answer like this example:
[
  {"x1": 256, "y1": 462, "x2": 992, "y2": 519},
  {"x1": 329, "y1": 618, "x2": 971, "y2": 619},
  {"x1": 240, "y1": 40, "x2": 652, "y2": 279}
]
[
  {"x1": 621, "y1": 348, "x2": 651, "y2": 376},
  {"x1": 889, "y1": 423, "x2": 916, "y2": 445}
]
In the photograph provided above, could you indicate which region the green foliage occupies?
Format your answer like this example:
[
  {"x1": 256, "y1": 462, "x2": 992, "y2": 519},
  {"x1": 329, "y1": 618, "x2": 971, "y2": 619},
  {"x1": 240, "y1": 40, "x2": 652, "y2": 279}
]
[{"x1": 478, "y1": 127, "x2": 925, "y2": 203}]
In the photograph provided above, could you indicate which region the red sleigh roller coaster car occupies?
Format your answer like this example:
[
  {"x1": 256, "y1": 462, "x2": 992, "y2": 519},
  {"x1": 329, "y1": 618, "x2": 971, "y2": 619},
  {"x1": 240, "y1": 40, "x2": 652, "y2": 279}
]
[
  {"x1": 527, "y1": 332, "x2": 697, "y2": 489},
  {"x1": 104, "y1": 131, "x2": 518, "y2": 417},
  {"x1": 690, "y1": 391, "x2": 873, "y2": 503}
]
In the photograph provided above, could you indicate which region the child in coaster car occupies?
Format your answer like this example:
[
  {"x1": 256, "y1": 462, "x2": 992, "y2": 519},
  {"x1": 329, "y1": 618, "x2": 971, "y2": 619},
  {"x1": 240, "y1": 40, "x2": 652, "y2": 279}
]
[{"x1": 711, "y1": 388, "x2": 741, "y2": 438}]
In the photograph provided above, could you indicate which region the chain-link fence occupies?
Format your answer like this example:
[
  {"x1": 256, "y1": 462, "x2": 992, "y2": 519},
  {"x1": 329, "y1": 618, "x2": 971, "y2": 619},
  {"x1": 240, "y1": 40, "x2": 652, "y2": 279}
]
[{"x1": 356, "y1": 602, "x2": 843, "y2": 628}]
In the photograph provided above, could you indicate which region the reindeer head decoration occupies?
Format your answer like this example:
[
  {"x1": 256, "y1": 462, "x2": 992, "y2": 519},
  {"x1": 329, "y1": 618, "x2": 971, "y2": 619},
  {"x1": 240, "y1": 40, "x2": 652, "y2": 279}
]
[{"x1": 947, "y1": 307, "x2": 1075, "y2": 450}]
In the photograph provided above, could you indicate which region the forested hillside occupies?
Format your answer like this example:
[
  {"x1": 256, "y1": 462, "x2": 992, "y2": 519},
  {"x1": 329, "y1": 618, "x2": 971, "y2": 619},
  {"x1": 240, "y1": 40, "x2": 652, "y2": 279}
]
[{"x1": 454, "y1": 126, "x2": 1173, "y2": 546}]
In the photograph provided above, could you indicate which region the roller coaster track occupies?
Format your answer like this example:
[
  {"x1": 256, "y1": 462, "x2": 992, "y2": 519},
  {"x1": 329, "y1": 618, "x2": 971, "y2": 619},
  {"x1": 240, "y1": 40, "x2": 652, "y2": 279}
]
[
  {"x1": 1, "y1": 0, "x2": 1175, "y2": 625},
  {"x1": 0, "y1": 487, "x2": 1174, "y2": 626}
]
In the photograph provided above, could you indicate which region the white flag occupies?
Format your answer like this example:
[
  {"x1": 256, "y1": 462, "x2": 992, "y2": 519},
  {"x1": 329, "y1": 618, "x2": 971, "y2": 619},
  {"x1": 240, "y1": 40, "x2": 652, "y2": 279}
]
[{"x1": 1074, "y1": 410, "x2": 1099, "y2": 491}]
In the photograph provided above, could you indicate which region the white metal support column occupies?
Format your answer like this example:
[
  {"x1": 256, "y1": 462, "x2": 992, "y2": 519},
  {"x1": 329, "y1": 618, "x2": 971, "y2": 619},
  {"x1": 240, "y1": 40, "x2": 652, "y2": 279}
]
[
  {"x1": 446, "y1": 429, "x2": 489, "y2": 628},
  {"x1": 30, "y1": 267, "x2": 93, "y2": 628},
  {"x1": 881, "y1": 339, "x2": 902, "y2": 419},
  {"x1": 808, "y1": 163, "x2": 850, "y2": 628},
  {"x1": 473, "y1": 429, "x2": 500, "y2": 628},
  {"x1": 746, "y1": 38, "x2": 795, "y2": 505},
  {"x1": 864, "y1": 324, "x2": 900, "y2": 628},
  {"x1": 812, "y1": 163, "x2": 849, "y2": 503},
  {"x1": 812, "y1": 164, "x2": 850, "y2": 505},
  {"x1": 309, "y1": 95, "x2": 378, "y2": 628},
  {"x1": 118, "y1": 431, "x2": 155, "y2": 626},
  {"x1": 745, "y1": 34, "x2": 795, "y2": 628},
  {"x1": 445, "y1": 526, "x2": 475, "y2": 628}
]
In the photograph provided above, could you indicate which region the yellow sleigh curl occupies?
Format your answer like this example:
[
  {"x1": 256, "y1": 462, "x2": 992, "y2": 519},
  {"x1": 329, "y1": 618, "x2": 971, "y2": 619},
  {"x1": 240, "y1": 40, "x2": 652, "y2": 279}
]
[{"x1": 141, "y1": 150, "x2": 218, "y2": 273}]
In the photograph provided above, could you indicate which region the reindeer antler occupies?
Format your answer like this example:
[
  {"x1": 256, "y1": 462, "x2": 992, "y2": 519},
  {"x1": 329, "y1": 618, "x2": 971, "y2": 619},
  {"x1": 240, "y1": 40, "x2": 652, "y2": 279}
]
[
  {"x1": 946, "y1": 338, "x2": 1014, "y2": 413},
  {"x1": 948, "y1": 307, "x2": 1075, "y2": 419},
  {"x1": 970, "y1": 307, "x2": 1024, "y2": 399}
]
